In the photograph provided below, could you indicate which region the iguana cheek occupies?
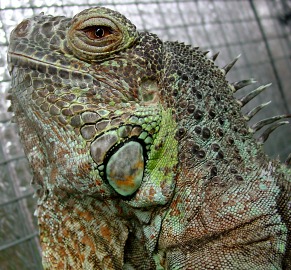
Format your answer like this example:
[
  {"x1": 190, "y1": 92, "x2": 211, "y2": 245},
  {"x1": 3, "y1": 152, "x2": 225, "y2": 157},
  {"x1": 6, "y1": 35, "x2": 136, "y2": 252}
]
[{"x1": 105, "y1": 141, "x2": 144, "y2": 196}]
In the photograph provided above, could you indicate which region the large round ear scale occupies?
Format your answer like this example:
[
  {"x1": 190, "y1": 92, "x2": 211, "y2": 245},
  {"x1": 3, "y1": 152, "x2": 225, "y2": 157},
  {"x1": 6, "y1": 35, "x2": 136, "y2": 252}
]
[{"x1": 105, "y1": 140, "x2": 145, "y2": 197}]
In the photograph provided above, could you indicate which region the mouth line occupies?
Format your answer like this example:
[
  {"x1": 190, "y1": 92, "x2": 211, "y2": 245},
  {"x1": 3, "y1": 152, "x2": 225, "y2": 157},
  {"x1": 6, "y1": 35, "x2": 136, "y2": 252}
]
[
  {"x1": 8, "y1": 51, "x2": 131, "y2": 97},
  {"x1": 8, "y1": 51, "x2": 90, "y2": 75}
]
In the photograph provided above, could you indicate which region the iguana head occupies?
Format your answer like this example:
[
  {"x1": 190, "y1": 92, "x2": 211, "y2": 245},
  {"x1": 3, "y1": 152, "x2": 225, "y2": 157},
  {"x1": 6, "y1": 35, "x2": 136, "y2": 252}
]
[
  {"x1": 7, "y1": 6, "x2": 291, "y2": 270},
  {"x1": 8, "y1": 6, "x2": 178, "y2": 207}
]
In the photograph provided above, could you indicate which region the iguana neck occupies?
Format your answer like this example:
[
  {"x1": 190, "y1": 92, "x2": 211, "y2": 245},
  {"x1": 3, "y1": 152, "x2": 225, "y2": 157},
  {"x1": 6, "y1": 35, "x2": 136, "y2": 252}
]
[
  {"x1": 38, "y1": 190, "x2": 165, "y2": 269},
  {"x1": 38, "y1": 193, "x2": 128, "y2": 269}
]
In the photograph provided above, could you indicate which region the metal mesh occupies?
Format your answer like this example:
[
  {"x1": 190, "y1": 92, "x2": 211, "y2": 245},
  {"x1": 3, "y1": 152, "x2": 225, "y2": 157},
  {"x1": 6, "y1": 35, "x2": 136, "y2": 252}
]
[{"x1": 0, "y1": 0, "x2": 290, "y2": 268}]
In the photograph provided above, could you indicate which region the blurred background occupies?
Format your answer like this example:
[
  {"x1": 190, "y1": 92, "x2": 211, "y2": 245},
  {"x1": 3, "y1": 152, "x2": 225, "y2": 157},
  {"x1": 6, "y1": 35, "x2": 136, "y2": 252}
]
[{"x1": 0, "y1": 0, "x2": 290, "y2": 269}]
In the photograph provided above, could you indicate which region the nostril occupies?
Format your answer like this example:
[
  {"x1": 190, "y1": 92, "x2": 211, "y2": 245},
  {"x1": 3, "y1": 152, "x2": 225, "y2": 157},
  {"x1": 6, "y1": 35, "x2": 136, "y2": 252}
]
[{"x1": 14, "y1": 19, "x2": 30, "y2": 37}]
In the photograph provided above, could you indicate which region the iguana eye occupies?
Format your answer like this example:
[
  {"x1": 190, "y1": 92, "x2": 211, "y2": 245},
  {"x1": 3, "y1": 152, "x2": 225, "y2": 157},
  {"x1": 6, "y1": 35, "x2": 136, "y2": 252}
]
[
  {"x1": 82, "y1": 25, "x2": 113, "y2": 40},
  {"x1": 67, "y1": 7, "x2": 138, "y2": 61}
]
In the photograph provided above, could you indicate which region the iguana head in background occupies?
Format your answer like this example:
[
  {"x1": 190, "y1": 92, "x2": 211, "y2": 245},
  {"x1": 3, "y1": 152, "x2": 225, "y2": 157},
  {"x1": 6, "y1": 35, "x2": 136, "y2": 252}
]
[{"x1": 7, "y1": 6, "x2": 291, "y2": 269}]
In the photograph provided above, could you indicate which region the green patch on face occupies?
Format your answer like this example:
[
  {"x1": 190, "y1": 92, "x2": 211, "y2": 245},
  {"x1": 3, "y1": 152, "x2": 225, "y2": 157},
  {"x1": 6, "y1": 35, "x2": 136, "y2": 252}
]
[{"x1": 128, "y1": 108, "x2": 178, "y2": 207}]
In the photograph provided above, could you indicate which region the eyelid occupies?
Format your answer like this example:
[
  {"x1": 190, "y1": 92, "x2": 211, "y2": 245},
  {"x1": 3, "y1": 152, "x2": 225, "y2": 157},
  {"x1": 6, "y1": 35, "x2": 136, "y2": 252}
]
[{"x1": 77, "y1": 17, "x2": 117, "y2": 31}]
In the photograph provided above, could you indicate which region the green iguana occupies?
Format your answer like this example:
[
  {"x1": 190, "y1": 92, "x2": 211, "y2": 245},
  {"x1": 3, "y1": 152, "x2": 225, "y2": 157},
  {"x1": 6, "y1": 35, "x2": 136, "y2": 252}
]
[{"x1": 7, "y1": 6, "x2": 291, "y2": 270}]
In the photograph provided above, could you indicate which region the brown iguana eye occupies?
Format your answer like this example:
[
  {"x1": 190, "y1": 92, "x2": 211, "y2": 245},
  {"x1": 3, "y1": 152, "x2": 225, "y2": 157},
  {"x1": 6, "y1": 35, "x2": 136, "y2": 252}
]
[
  {"x1": 67, "y1": 8, "x2": 138, "y2": 61},
  {"x1": 83, "y1": 26, "x2": 113, "y2": 40}
]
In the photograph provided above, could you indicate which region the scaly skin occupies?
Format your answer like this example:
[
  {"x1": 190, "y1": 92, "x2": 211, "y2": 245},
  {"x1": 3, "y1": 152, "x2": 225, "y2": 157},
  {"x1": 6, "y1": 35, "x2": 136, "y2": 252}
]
[{"x1": 7, "y1": 6, "x2": 290, "y2": 269}]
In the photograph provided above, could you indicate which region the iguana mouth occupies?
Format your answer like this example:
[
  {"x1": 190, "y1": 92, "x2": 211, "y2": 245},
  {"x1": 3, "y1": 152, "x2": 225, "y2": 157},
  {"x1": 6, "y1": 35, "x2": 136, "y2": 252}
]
[{"x1": 8, "y1": 51, "x2": 91, "y2": 76}]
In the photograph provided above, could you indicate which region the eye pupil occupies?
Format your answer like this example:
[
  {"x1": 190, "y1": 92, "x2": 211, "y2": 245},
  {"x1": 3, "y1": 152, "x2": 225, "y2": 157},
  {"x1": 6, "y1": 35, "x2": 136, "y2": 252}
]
[
  {"x1": 82, "y1": 26, "x2": 112, "y2": 40},
  {"x1": 95, "y1": 27, "x2": 104, "y2": 38}
]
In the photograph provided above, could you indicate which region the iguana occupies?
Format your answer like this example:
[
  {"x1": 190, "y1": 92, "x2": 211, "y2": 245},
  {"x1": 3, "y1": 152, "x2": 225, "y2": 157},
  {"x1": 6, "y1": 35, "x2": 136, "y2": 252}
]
[{"x1": 7, "y1": 6, "x2": 291, "y2": 270}]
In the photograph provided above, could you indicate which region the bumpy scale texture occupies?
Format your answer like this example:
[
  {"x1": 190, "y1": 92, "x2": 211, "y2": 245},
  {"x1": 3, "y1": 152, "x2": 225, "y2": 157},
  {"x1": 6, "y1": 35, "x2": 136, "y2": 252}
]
[{"x1": 7, "y1": 6, "x2": 291, "y2": 270}]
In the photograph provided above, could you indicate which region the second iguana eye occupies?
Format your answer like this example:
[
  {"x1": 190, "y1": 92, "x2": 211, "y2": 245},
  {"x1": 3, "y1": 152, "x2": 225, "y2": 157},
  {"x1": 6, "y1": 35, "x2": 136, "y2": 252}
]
[{"x1": 83, "y1": 26, "x2": 113, "y2": 39}]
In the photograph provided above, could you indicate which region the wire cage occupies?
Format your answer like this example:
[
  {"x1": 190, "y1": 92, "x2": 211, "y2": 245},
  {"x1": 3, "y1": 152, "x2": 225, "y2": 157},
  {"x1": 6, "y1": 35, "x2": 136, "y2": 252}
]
[{"x1": 0, "y1": 0, "x2": 290, "y2": 269}]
